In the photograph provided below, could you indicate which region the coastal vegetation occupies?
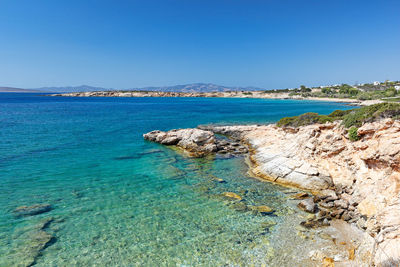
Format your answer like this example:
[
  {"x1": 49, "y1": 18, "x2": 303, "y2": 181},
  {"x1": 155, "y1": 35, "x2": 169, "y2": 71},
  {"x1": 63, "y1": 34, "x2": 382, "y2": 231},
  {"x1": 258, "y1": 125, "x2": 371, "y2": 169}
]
[
  {"x1": 277, "y1": 102, "x2": 400, "y2": 129},
  {"x1": 302, "y1": 83, "x2": 399, "y2": 100},
  {"x1": 262, "y1": 81, "x2": 400, "y2": 102},
  {"x1": 347, "y1": 127, "x2": 360, "y2": 141}
]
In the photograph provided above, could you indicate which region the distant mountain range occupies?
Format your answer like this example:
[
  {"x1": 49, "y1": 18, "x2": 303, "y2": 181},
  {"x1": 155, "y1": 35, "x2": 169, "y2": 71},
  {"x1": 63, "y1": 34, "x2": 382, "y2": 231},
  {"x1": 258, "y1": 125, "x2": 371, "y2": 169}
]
[
  {"x1": 128, "y1": 83, "x2": 264, "y2": 93},
  {"x1": 0, "y1": 87, "x2": 42, "y2": 93},
  {"x1": 31, "y1": 85, "x2": 113, "y2": 93},
  {"x1": 0, "y1": 83, "x2": 265, "y2": 93}
]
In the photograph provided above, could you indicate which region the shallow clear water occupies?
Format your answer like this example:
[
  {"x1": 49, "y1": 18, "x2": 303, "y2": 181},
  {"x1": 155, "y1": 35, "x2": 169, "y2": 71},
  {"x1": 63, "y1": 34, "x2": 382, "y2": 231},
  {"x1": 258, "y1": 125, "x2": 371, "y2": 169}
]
[{"x1": 0, "y1": 94, "x2": 352, "y2": 266}]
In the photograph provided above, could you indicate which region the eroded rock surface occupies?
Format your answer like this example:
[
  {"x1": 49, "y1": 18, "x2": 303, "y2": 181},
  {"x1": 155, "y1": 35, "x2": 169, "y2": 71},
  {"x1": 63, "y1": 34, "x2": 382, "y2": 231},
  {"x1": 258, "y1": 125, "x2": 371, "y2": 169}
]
[
  {"x1": 143, "y1": 129, "x2": 217, "y2": 157},
  {"x1": 143, "y1": 128, "x2": 247, "y2": 157},
  {"x1": 206, "y1": 125, "x2": 333, "y2": 191},
  {"x1": 144, "y1": 119, "x2": 400, "y2": 265},
  {"x1": 207, "y1": 119, "x2": 400, "y2": 266}
]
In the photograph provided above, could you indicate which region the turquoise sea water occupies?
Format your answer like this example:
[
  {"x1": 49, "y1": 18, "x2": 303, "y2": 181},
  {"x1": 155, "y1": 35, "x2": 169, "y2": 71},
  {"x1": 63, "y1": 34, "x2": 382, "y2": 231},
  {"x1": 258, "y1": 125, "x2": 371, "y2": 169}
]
[{"x1": 0, "y1": 94, "x2": 352, "y2": 266}]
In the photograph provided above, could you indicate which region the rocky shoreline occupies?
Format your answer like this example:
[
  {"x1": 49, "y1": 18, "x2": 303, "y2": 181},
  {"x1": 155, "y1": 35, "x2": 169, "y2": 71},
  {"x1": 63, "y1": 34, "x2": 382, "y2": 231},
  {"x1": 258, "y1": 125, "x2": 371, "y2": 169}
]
[
  {"x1": 143, "y1": 128, "x2": 248, "y2": 157},
  {"x1": 51, "y1": 91, "x2": 384, "y2": 106},
  {"x1": 143, "y1": 119, "x2": 400, "y2": 266}
]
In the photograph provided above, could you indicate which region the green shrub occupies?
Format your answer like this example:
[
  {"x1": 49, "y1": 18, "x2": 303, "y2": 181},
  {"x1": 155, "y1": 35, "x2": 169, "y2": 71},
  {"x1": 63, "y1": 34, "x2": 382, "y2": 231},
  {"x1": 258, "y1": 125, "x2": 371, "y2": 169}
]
[
  {"x1": 328, "y1": 109, "x2": 352, "y2": 119},
  {"x1": 300, "y1": 85, "x2": 311, "y2": 92},
  {"x1": 321, "y1": 87, "x2": 333, "y2": 94},
  {"x1": 277, "y1": 103, "x2": 400, "y2": 129},
  {"x1": 357, "y1": 92, "x2": 372, "y2": 100},
  {"x1": 342, "y1": 103, "x2": 400, "y2": 128},
  {"x1": 384, "y1": 87, "x2": 397, "y2": 97},
  {"x1": 277, "y1": 112, "x2": 333, "y2": 127},
  {"x1": 348, "y1": 127, "x2": 360, "y2": 141}
]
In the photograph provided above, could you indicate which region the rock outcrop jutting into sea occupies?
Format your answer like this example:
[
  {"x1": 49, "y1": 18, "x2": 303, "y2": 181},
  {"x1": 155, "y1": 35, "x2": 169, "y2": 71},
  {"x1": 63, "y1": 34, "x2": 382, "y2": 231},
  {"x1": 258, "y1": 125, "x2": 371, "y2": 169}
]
[
  {"x1": 144, "y1": 118, "x2": 400, "y2": 266},
  {"x1": 143, "y1": 128, "x2": 248, "y2": 157}
]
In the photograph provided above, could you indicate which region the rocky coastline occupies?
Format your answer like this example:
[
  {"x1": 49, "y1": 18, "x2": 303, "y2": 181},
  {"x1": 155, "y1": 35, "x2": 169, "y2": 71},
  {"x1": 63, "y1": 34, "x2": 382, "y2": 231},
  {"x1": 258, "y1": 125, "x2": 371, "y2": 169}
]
[
  {"x1": 52, "y1": 91, "x2": 383, "y2": 106},
  {"x1": 144, "y1": 119, "x2": 400, "y2": 266}
]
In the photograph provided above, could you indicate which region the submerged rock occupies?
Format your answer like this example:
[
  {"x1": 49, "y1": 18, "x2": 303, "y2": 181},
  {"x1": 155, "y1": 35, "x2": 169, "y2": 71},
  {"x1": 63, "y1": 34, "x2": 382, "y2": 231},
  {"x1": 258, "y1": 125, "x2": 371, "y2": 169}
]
[
  {"x1": 214, "y1": 178, "x2": 226, "y2": 183},
  {"x1": 13, "y1": 204, "x2": 52, "y2": 217},
  {"x1": 250, "y1": 205, "x2": 274, "y2": 215},
  {"x1": 210, "y1": 175, "x2": 226, "y2": 183},
  {"x1": 36, "y1": 217, "x2": 54, "y2": 230},
  {"x1": 21, "y1": 230, "x2": 54, "y2": 266},
  {"x1": 222, "y1": 192, "x2": 242, "y2": 200}
]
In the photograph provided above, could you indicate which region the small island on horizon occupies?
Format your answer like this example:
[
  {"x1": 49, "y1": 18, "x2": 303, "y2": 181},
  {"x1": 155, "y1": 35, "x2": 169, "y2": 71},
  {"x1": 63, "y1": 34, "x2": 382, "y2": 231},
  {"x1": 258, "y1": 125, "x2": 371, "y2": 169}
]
[{"x1": 49, "y1": 80, "x2": 400, "y2": 106}]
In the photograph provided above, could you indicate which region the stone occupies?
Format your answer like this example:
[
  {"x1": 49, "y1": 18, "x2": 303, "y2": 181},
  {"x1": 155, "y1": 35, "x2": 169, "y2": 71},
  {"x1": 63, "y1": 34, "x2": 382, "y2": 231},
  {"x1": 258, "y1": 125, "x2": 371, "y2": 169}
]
[
  {"x1": 143, "y1": 128, "x2": 217, "y2": 157},
  {"x1": 260, "y1": 220, "x2": 277, "y2": 229},
  {"x1": 334, "y1": 199, "x2": 349, "y2": 209},
  {"x1": 341, "y1": 212, "x2": 351, "y2": 221},
  {"x1": 211, "y1": 176, "x2": 226, "y2": 183},
  {"x1": 13, "y1": 204, "x2": 52, "y2": 217},
  {"x1": 297, "y1": 198, "x2": 317, "y2": 213},
  {"x1": 340, "y1": 193, "x2": 352, "y2": 204},
  {"x1": 300, "y1": 219, "x2": 319, "y2": 229},
  {"x1": 322, "y1": 218, "x2": 330, "y2": 226},
  {"x1": 291, "y1": 192, "x2": 309, "y2": 199},
  {"x1": 319, "y1": 201, "x2": 334, "y2": 209},
  {"x1": 356, "y1": 217, "x2": 367, "y2": 230},
  {"x1": 324, "y1": 196, "x2": 338, "y2": 202},
  {"x1": 14, "y1": 230, "x2": 54, "y2": 266},
  {"x1": 330, "y1": 209, "x2": 345, "y2": 219},
  {"x1": 319, "y1": 189, "x2": 338, "y2": 200},
  {"x1": 251, "y1": 205, "x2": 274, "y2": 215},
  {"x1": 318, "y1": 209, "x2": 328, "y2": 217},
  {"x1": 222, "y1": 192, "x2": 242, "y2": 200},
  {"x1": 335, "y1": 184, "x2": 343, "y2": 195}
]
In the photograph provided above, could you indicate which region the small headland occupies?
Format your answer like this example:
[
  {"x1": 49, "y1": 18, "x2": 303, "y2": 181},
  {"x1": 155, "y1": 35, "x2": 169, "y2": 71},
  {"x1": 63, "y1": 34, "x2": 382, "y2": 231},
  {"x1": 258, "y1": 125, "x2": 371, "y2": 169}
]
[{"x1": 143, "y1": 103, "x2": 400, "y2": 266}]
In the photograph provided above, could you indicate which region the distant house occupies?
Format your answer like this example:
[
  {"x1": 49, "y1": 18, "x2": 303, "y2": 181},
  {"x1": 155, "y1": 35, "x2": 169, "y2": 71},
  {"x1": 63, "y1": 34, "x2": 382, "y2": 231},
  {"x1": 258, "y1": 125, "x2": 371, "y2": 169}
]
[
  {"x1": 395, "y1": 85, "x2": 400, "y2": 91},
  {"x1": 373, "y1": 81, "x2": 380, "y2": 86}
]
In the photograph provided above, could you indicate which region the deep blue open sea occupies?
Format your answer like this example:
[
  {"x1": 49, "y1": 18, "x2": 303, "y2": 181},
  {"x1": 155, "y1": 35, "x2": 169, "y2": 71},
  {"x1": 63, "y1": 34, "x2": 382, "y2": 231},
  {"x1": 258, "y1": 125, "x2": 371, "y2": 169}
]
[{"x1": 0, "y1": 93, "x2": 352, "y2": 266}]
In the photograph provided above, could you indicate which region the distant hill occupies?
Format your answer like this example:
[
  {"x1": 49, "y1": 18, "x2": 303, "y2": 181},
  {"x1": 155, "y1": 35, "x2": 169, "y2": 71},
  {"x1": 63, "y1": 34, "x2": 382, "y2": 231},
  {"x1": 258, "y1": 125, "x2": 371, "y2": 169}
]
[
  {"x1": 130, "y1": 83, "x2": 264, "y2": 92},
  {"x1": 30, "y1": 83, "x2": 265, "y2": 93},
  {"x1": 32, "y1": 85, "x2": 112, "y2": 93},
  {"x1": 0, "y1": 87, "x2": 42, "y2": 93}
]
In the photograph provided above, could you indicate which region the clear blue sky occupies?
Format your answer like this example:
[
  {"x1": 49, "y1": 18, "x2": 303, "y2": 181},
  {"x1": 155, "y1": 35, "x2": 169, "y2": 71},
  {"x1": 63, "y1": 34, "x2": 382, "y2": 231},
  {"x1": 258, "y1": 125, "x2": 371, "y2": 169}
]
[{"x1": 1, "y1": 0, "x2": 399, "y2": 89}]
